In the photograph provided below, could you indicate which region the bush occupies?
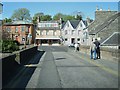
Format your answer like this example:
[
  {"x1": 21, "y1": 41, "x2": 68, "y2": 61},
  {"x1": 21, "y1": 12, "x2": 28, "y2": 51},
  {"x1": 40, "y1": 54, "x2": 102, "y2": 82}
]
[{"x1": 2, "y1": 40, "x2": 19, "y2": 53}]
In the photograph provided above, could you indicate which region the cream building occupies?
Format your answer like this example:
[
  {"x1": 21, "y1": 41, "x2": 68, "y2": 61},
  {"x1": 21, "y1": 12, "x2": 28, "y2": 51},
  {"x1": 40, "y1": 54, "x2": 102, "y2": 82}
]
[{"x1": 35, "y1": 21, "x2": 61, "y2": 46}]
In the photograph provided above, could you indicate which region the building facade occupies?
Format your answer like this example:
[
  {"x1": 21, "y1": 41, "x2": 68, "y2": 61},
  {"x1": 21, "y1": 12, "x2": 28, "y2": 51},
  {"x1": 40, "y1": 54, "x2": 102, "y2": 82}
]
[
  {"x1": 86, "y1": 7, "x2": 120, "y2": 48},
  {"x1": 35, "y1": 21, "x2": 61, "y2": 46},
  {"x1": 2, "y1": 20, "x2": 35, "y2": 44},
  {"x1": 86, "y1": 8, "x2": 118, "y2": 46},
  {"x1": 61, "y1": 20, "x2": 86, "y2": 46}
]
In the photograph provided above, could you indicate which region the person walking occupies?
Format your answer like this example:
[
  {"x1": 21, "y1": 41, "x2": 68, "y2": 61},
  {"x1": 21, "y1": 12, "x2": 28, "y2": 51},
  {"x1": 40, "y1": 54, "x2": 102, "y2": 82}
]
[
  {"x1": 74, "y1": 43, "x2": 79, "y2": 52},
  {"x1": 90, "y1": 39, "x2": 96, "y2": 60},
  {"x1": 94, "y1": 39, "x2": 101, "y2": 59}
]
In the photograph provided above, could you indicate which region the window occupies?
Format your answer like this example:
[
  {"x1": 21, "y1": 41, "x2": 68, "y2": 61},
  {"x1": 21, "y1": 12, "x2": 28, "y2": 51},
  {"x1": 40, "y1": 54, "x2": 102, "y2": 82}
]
[
  {"x1": 80, "y1": 23, "x2": 82, "y2": 27},
  {"x1": 15, "y1": 27, "x2": 18, "y2": 32},
  {"x1": 77, "y1": 38, "x2": 80, "y2": 41},
  {"x1": 53, "y1": 31, "x2": 55, "y2": 36},
  {"x1": 72, "y1": 30, "x2": 75, "y2": 35},
  {"x1": 65, "y1": 38, "x2": 67, "y2": 41},
  {"x1": 40, "y1": 30, "x2": 43, "y2": 35},
  {"x1": 6, "y1": 27, "x2": 11, "y2": 32},
  {"x1": 46, "y1": 31, "x2": 49, "y2": 35},
  {"x1": 65, "y1": 30, "x2": 67, "y2": 35},
  {"x1": 26, "y1": 27, "x2": 28, "y2": 32},
  {"x1": 21, "y1": 26, "x2": 24, "y2": 32},
  {"x1": 67, "y1": 23, "x2": 69, "y2": 27},
  {"x1": 78, "y1": 30, "x2": 81, "y2": 35}
]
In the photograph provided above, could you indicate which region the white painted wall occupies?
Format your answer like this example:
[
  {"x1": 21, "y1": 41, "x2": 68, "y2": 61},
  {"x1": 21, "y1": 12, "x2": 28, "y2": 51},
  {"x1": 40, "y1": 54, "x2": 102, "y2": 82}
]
[{"x1": 62, "y1": 20, "x2": 86, "y2": 46}]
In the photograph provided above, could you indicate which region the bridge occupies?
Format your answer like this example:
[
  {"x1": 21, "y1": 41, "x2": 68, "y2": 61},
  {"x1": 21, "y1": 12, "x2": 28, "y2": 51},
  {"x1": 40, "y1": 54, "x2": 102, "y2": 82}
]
[{"x1": 1, "y1": 46, "x2": 119, "y2": 89}]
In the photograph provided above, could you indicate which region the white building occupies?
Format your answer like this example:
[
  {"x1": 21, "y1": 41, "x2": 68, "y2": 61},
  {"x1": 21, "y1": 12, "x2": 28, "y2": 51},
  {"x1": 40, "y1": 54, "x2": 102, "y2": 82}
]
[
  {"x1": 35, "y1": 21, "x2": 61, "y2": 46},
  {"x1": 61, "y1": 20, "x2": 87, "y2": 46}
]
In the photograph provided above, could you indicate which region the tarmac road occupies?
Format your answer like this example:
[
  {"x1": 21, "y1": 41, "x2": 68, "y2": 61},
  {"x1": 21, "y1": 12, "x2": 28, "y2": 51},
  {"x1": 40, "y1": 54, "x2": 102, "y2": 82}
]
[{"x1": 4, "y1": 46, "x2": 118, "y2": 89}]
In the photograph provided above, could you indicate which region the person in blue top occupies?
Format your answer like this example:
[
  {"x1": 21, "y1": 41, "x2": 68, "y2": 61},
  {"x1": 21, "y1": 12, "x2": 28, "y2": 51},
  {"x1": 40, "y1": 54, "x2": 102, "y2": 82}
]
[{"x1": 90, "y1": 39, "x2": 96, "y2": 60}]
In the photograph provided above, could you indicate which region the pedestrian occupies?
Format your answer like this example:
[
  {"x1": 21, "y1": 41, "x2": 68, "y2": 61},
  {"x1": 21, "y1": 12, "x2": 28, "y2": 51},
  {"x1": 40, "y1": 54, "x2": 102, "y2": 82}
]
[
  {"x1": 90, "y1": 39, "x2": 96, "y2": 60},
  {"x1": 77, "y1": 43, "x2": 80, "y2": 51},
  {"x1": 74, "y1": 43, "x2": 79, "y2": 52},
  {"x1": 94, "y1": 39, "x2": 101, "y2": 59}
]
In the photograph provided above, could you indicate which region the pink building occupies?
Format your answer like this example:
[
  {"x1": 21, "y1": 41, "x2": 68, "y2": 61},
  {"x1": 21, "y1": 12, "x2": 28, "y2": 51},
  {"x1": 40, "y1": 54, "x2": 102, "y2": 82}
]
[{"x1": 2, "y1": 20, "x2": 35, "y2": 44}]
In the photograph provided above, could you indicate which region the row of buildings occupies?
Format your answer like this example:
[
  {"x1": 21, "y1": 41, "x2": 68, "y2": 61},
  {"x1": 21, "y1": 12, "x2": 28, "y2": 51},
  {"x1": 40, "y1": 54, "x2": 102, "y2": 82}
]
[{"x1": 2, "y1": 7, "x2": 120, "y2": 48}]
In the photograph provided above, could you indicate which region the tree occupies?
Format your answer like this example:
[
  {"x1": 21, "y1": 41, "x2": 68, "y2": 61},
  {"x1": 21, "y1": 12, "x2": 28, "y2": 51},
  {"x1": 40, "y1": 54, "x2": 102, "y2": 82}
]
[
  {"x1": 53, "y1": 13, "x2": 75, "y2": 21},
  {"x1": 11, "y1": 8, "x2": 31, "y2": 21},
  {"x1": 41, "y1": 15, "x2": 52, "y2": 21},
  {"x1": 63, "y1": 15, "x2": 75, "y2": 21},
  {"x1": 32, "y1": 13, "x2": 52, "y2": 24},
  {"x1": 53, "y1": 13, "x2": 63, "y2": 20},
  {"x1": 32, "y1": 12, "x2": 44, "y2": 23},
  {"x1": 2, "y1": 18, "x2": 12, "y2": 24},
  {"x1": 75, "y1": 15, "x2": 82, "y2": 20}
]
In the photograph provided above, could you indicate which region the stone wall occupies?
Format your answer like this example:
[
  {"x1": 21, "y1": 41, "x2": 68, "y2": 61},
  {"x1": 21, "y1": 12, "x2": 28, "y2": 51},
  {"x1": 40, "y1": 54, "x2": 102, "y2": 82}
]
[
  {"x1": 2, "y1": 46, "x2": 45, "y2": 87},
  {"x1": 95, "y1": 11, "x2": 117, "y2": 22}
]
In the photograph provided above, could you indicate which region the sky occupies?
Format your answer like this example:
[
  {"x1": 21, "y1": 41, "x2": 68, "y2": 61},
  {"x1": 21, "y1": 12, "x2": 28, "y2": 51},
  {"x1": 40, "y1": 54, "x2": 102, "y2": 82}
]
[{"x1": 2, "y1": 2, "x2": 119, "y2": 20}]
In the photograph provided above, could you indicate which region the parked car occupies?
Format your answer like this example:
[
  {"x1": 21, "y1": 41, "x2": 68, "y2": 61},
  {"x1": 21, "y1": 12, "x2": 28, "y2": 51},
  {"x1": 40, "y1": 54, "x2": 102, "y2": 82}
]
[{"x1": 68, "y1": 43, "x2": 75, "y2": 47}]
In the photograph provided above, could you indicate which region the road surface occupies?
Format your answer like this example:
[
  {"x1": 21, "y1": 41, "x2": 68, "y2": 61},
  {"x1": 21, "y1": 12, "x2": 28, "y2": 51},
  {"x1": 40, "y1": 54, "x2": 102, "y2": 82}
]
[{"x1": 4, "y1": 46, "x2": 118, "y2": 89}]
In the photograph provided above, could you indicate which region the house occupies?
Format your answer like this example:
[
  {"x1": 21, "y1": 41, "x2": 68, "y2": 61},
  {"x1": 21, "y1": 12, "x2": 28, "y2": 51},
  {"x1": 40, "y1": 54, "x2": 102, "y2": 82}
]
[
  {"x1": 61, "y1": 20, "x2": 86, "y2": 46},
  {"x1": 101, "y1": 32, "x2": 120, "y2": 49},
  {"x1": 2, "y1": 20, "x2": 35, "y2": 44},
  {"x1": 86, "y1": 7, "x2": 119, "y2": 48},
  {"x1": 35, "y1": 21, "x2": 61, "y2": 46}
]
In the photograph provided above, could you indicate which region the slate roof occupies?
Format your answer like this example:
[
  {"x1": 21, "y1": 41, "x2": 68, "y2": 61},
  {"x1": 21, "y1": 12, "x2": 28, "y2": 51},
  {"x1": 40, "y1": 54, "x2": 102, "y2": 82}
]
[
  {"x1": 37, "y1": 21, "x2": 60, "y2": 30},
  {"x1": 83, "y1": 19, "x2": 93, "y2": 27},
  {"x1": 61, "y1": 20, "x2": 81, "y2": 29},
  {"x1": 37, "y1": 27, "x2": 60, "y2": 30},
  {"x1": 89, "y1": 12, "x2": 120, "y2": 35},
  {"x1": 69, "y1": 20, "x2": 80, "y2": 29},
  {"x1": 101, "y1": 32, "x2": 120, "y2": 46},
  {"x1": 83, "y1": 20, "x2": 88, "y2": 27},
  {"x1": 3, "y1": 20, "x2": 33, "y2": 25},
  {"x1": 61, "y1": 21, "x2": 67, "y2": 29}
]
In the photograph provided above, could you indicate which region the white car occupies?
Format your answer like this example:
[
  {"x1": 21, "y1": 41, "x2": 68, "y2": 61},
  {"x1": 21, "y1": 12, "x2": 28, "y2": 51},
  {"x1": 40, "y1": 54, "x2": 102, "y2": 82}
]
[{"x1": 68, "y1": 43, "x2": 75, "y2": 47}]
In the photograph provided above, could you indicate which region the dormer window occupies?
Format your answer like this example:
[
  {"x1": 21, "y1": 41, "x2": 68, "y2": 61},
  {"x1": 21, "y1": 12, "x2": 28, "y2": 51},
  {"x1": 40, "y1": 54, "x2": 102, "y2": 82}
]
[
  {"x1": 67, "y1": 23, "x2": 69, "y2": 27},
  {"x1": 80, "y1": 23, "x2": 82, "y2": 27},
  {"x1": 65, "y1": 30, "x2": 67, "y2": 35}
]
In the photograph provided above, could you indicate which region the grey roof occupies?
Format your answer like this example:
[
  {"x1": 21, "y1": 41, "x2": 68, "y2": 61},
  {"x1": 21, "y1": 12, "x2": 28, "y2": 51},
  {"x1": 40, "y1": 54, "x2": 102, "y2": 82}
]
[
  {"x1": 40, "y1": 21, "x2": 58, "y2": 23},
  {"x1": 101, "y1": 32, "x2": 120, "y2": 46},
  {"x1": 69, "y1": 20, "x2": 80, "y2": 29},
  {"x1": 61, "y1": 21, "x2": 67, "y2": 29},
  {"x1": 89, "y1": 12, "x2": 120, "y2": 35},
  {"x1": 83, "y1": 20, "x2": 88, "y2": 27},
  {"x1": 37, "y1": 27, "x2": 60, "y2": 30},
  {"x1": 61, "y1": 20, "x2": 80, "y2": 29},
  {"x1": 4, "y1": 20, "x2": 33, "y2": 25},
  {"x1": 83, "y1": 19, "x2": 93, "y2": 27}
]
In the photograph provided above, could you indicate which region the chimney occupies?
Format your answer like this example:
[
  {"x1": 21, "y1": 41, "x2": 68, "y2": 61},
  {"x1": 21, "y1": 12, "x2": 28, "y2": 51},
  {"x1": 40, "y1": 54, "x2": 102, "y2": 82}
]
[
  {"x1": 86, "y1": 16, "x2": 91, "y2": 26},
  {"x1": 100, "y1": 7, "x2": 103, "y2": 11},
  {"x1": 108, "y1": 8, "x2": 110, "y2": 11},
  {"x1": 37, "y1": 16, "x2": 40, "y2": 23},
  {"x1": 96, "y1": 6, "x2": 99, "y2": 11}
]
